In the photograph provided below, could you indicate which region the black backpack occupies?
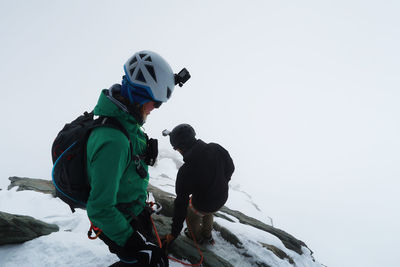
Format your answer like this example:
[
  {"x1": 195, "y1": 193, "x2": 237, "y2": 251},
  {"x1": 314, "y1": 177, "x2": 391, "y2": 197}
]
[{"x1": 51, "y1": 111, "x2": 132, "y2": 212}]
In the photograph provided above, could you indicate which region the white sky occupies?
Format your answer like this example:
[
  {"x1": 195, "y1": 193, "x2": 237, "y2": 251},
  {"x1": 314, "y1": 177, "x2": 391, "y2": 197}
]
[{"x1": 0, "y1": 1, "x2": 399, "y2": 267}]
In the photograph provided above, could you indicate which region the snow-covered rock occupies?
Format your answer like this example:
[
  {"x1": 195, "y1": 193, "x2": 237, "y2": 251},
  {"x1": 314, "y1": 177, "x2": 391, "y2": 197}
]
[
  {"x1": 0, "y1": 211, "x2": 59, "y2": 245},
  {"x1": 0, "y1": 154, "x2": 323, "y2": 266}
]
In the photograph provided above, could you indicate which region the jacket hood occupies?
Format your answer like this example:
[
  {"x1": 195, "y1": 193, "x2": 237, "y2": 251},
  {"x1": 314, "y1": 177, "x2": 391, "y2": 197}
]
[{"x1": 94, "y1": 89, "x2": 142, "y2": 126}]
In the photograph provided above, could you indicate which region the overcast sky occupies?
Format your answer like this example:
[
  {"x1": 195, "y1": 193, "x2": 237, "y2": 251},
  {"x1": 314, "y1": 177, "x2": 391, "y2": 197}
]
[{"x1": 1, "y1": 1, "x2": 399, "y2": 267}]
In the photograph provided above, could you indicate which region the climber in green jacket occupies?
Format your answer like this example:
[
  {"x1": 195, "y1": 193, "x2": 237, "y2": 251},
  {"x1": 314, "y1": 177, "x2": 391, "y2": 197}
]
[{"x1": 85, "y1": 50, "x2": 190, "y2": 267}]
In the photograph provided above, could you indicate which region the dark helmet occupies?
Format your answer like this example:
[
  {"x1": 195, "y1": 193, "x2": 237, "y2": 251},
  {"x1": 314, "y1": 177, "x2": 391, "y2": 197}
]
[{"x1": 163, "y1": 124, "x2": 196, "y2": 151}]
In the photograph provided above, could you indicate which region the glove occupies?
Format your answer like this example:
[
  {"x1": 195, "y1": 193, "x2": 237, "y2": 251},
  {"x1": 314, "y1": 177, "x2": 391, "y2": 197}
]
[
  {"x1": 160, "y1": 233, "x2": 176, "y2": 249},
  {"x1": 133, "y1": 244, "x2": 169, "y2": 267},
  {"x1": 125, "y1": 231, "x2": 169, "y2": 267},
  {"x1": 124, "y1": 231, "x2": 147, "y2": 251}
]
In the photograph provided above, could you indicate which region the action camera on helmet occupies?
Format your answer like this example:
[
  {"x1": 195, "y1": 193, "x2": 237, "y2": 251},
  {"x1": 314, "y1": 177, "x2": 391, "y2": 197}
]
[{"x1": 174, "y1": 68, "x2": 191, "y2": 87}]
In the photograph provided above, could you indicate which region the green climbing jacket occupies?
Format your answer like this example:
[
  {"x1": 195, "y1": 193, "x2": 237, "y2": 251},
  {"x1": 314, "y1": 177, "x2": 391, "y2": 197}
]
[{"x1": 86, "y1": 89, "x2": 149, "y2": 246}]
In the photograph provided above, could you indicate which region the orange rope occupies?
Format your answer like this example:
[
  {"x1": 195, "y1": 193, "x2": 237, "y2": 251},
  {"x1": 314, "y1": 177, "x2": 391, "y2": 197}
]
[
  {"x1": 150, "y1": 215, "x2": 204, "y2": 266},
  {"x1": 88, "y1": 202, "x2": 203, "y2": 265},
  {"x1": 151, "y1": 215, "x2": 163, "y2": 247}
]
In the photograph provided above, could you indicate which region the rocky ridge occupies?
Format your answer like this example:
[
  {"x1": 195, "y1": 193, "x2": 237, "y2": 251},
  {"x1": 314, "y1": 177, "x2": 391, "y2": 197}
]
[{"x1": 2, "y1": 177, "x2": 318, "y2": 267}]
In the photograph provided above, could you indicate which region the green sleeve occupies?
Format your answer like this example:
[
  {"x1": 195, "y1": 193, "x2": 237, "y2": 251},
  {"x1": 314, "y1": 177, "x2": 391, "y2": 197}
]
[{"x1": 86, "y1": 128, "x2": 133, "y2": 246}]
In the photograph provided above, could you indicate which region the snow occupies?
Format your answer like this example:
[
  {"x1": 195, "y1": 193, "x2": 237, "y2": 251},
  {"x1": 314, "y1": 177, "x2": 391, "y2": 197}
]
[{"x1": 0, "y1": 153, "x2": 322, "y2": 267}]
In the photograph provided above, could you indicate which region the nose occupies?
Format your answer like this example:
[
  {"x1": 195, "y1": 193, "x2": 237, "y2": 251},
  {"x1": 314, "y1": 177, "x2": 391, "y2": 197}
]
[
  {"x1": 146, "y1": 101, "x2": 156, "y2": 114},
  {"x1": 150, "y1": 102, "x2": 156, "y2": 111}
]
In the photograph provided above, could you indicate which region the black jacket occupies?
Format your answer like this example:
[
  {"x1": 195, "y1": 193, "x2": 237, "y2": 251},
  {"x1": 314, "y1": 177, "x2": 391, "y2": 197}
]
[{"x1": 171, "y1": 139, "x2": 235, "y2": 236}]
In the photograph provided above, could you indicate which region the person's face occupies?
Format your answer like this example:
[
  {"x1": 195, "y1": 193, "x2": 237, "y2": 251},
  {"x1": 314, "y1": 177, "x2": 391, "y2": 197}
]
[{"x1": 141, "y1": 101, "x2": 157, "y2": 122}]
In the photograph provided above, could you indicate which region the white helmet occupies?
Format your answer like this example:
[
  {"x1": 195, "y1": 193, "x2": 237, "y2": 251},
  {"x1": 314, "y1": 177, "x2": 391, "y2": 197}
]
[{"x1": 124, "y1": 51, "x2": 175, "y2": 102}]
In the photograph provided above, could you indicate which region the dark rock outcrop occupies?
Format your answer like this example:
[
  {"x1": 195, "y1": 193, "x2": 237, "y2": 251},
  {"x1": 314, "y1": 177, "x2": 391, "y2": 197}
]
[
  {"x1": 0, "y1": 211, "x2": 59, "y2": 245},
  {"x1": 152, "y1": 214, "x2": 233, "y2": 267},
  {"x1": 148, "y1": 184, "x2": 175, "y2": 217},
  {"x1": 8, "y1": 176, "x2": 56, "y2": 196},
  {"x1": 218, "y1": 206, "x2": 307, "y2": 255},
  {"x1": 260, "y1": 242, "x2": 294, "y2": 264},
  {"x1": 148, "y1": 184, "x2": 308, "y2": 255}
]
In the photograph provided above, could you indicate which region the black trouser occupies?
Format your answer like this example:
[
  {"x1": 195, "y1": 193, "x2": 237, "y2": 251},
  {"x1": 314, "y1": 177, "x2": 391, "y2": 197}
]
[{"x1": 97, "y1": 208, "x2": 156, "y2": 266}]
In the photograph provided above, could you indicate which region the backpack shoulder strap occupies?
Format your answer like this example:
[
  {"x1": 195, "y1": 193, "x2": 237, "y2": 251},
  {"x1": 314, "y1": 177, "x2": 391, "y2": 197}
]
[
  {"x1": 97, "y1": 116, "x2": 133, "y2": 158},
  {"x1": 96, "y1": 116, "x2": 147, "y2": 179}
]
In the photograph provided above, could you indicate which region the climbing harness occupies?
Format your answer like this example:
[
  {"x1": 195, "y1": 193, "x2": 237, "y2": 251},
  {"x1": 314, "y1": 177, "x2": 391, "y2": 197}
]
[{"x1": 86, "y1": 201, "x2": 161, "y2": 241}]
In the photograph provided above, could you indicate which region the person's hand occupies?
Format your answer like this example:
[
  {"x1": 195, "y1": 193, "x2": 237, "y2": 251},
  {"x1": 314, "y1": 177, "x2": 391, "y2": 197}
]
[
  {"x1": 125, "y1": 231, "x2": 169, "y2": 266},
  {"x1": 133, "y1": 244, "x2": 169, "y2": 267},
  {"x1": 124, "y1": 231, "x2": 146, "y2": 251},
  {"x1": 160, "y1": 233, "x2": 176, "y2": 249}
]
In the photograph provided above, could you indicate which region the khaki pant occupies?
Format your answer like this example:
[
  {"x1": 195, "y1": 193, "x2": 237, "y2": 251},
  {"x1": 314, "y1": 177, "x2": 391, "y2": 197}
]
[{"x1": 186, "y1": 200, "x2": 214, "y2": 241}]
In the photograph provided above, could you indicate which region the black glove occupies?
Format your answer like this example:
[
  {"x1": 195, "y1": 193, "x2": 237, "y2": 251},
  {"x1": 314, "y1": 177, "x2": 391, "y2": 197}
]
[
  {"x1": 125, "y1": 231, "x2": 169, "y2": 267},
  {"x1": 133, "y1": 244, "x2": 168, "y2": 267},
  {"x1": 124, "y1": 231, "x2": 146, "y2": 251},
  {"x1": 145, "y1": 138, "x2": 158, "y2": 166}
]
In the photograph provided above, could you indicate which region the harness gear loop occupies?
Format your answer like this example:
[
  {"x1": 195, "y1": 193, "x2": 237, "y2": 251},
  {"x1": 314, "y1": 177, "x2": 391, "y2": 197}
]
[
  {"x1": 88, "y1": 221, "x2": 102, "y2": 240},
  {"x1": 148, "y1": 201, "x2": 162, "y2": 214}
]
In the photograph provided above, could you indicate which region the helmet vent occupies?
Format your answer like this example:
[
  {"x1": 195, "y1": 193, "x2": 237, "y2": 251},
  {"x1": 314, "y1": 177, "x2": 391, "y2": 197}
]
[
  {"x1": 129, "y1": 57, "x2": 137, "y2": 66},
  {"x1": 135, "y1": 69, "x2": 146, "y2": 83},
  {"x1": 139, "y1": 53, "x2": 147, "y2": 59},
  {"x1": 145, "y1": 64, "x2": 157, "y2": 82},
  {"x1": 129, "y1": 67, "x2": 136, "y2": 77},
  {"x1": 145, "y1": 56, "x2": 152, "y2": 62},
  {"x1": 167, "y1": 87, "x2": 172, "y2": 99}
]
